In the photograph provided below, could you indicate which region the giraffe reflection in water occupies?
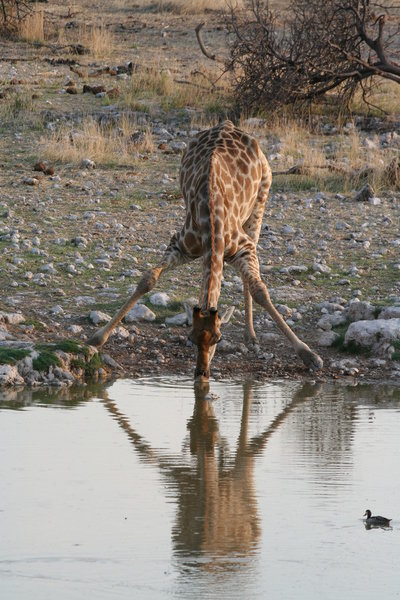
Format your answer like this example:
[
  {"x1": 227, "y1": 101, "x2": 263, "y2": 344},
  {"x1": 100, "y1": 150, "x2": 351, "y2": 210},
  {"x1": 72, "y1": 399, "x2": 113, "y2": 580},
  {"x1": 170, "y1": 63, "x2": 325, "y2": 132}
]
[{"x1": 102, "y1": 380, "x2": 321, "y2": 567}]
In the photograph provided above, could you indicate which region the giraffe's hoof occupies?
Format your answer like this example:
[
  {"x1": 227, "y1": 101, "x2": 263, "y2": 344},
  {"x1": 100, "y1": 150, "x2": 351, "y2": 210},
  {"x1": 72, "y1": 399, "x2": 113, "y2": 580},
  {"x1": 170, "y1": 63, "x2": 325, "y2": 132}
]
[
  {"x1": 87, "y1": 329, "x2": 107, "y2": 348},
  {"x1": 298, "y1": 346, "x2": 323, "y2": 371},
  {"x1": 244, "y1": 333, "x2": 258, "y2": 346}
]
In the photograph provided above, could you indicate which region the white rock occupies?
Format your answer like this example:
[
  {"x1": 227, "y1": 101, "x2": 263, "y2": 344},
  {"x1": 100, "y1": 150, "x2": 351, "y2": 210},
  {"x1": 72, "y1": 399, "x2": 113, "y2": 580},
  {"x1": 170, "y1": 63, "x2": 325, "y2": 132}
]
[
  {"x1": 125, "y1": 304, "x2": 155, "y2": 322},
  {"x1": 67, "y1": 324, "x2": 83, "y2": 334},
  {"x1": 50, "y1": 305, "x2": 64, "y2": 316},
  {"x1": 74, "y1": 296, "x2": 96, "y2": 305},
  {"x1": 170, "y1": 140, "x2": 187, "y2": 153},
  {"x1": 313, "y1": 262, "x2": 332, "y2": 274},
  {"x1": 41, "y1": 263, "x2": 57, "y2": 274},
  {"x1": 379, "y1": 306, "x2": 400, "y2": 319},
  {"x1": 288, "y1": 265, "x2": 307, "y2": 273},
  {"x1": 89, "y1": 310, "x2": 111, "y2": 325},
  {"x1": 0, "y1": 364, "x2": 24, "y2": 386},
  {"x1": 369, "y1": 197, "x2": 381, "y2": 206},
  {"x1": 346, "y1": 300, "x2": 375, "y2": 322},
  {"x1": 317, "y1": 312, "x2": 347, "y2": 331},
  {"x1": 0, "y1": 312, "x2": 25, "y2": 325},
  {"x1": 345, "y1": 319, "x2": 400, "y2": 348},
  {"x1": 150, "y1": 292, "x2": 170, "y2": 307},
  {"x1": 112, "y1": 326, "x2": 130, "y2": 339},
  {"x1": 318, "y1": 331, "x2": 340, "y2": 346},
  {"x1": 165, "y1": 313, "x2": 188, "y2": 326},
  {"x1": 81, "y1": 158, "x2": 96, "y2": 169}
]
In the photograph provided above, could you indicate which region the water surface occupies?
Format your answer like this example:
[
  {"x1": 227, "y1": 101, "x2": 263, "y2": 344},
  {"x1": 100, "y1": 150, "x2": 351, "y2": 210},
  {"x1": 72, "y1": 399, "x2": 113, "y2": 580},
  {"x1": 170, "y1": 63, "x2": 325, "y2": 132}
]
[{"x1": 1, "y1": 378, "x2": 400, "y2": 599}]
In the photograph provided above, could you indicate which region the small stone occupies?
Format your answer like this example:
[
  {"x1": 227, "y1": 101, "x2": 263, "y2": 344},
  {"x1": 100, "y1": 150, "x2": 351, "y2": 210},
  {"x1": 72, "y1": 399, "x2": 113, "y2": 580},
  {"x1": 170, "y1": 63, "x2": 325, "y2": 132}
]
[
  {"x1": 89, "y1": 310, "x2": 111, "y2": 325},
  {"x1": 165, "y1": 313, "x2": 188, "y2": 326},
  {"x1": 346, "y1": 300, "x2": 375, "y2": 322},
  {"x1": 354, "y1": 183, "x2": 375, "y2": 202},
  {"x1": 0, "y1": 312, "x2": 20, "y2": 325},
  {"x1": 81, "y1": 158, "x2": 96, "y2": 169},
  {"x1": 313, "y1": 262, "x2": 332, "y2": 274},
  {"x1": 317, "y1": 312, "x2": 347, "y2": 331},
  {"x1": 369, "y1": 197, "x2": 381, "y2": 206},
  {"x1": 276, "y1": 304, "x2": 292, "y2": 317},
  {"x1": 103, "y1": 353, "x2": 124, "y2": 370},
  {"x1": 67, "y1": 324, "x2": 83, "y2": 334},
  {"x1": 50, "y1": 305, "x2": 64, "y2": 316},
  {"x1": 318, "y1": 330, "x2": 340, "y2": 346},
  {"x1": 112, "y1": 326, "x2": 130, "y2": 339},
  {"x1": 379, "y1": 306, "x2": 400, "y2": 319},
  {"x1": 23, "y1": 177, "x2": 40, "y2": 186},
  {"x1": 169, "y1": 140, "x2": 187, "y2": 153},
  {"x1": 125, "y1": 304, "x2": 156, "y2": 322},
  {"x1": 150, "y1": 292, "x2": 170, "y2": 307}
]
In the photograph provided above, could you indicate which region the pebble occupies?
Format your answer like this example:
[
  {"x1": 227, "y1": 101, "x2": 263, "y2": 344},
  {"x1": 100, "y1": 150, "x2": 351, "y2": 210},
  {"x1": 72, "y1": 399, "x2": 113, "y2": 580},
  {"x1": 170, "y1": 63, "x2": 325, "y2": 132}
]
[
  {"x1": 89, "y1": 310, "x2": 111, "y2": 325},
  {"x1": 125, "y1": 304, "x2": 156, "y2": 322},
  {"x1": 150, "y1": 292, "x2": 170, "y2": 307},
  {"x1": 81, "y1": 158, "x2": 96, "y2": 169},
  {"x1": 165, "y1": 313, "x2": 187, "y2": 326}
]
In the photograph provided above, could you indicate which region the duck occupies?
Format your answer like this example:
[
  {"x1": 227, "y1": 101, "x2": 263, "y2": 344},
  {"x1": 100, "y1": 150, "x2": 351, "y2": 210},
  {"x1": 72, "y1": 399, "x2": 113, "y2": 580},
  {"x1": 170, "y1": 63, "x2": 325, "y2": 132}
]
[{"x1": 363, "y1": 509, "x2": 392, "y2": 526}]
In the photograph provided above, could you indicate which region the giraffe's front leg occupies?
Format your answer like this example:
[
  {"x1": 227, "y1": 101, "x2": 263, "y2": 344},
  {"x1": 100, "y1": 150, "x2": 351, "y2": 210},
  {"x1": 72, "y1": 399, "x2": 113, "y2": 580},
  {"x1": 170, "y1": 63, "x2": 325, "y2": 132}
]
[{"x1": 88, "y1": 243, "x2": 188, "y2": 348}]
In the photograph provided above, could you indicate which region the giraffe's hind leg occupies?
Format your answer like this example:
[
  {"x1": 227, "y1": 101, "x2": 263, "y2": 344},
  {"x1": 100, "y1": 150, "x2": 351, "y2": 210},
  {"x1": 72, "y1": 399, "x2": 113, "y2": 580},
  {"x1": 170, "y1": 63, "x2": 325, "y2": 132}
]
[
  {"x1": 231, "y1": 243, "x2": 323, "y2": 371},
  {"x1": 241, "y1": 155, "x2": 271, "y2": 345},
  {"x1": 88, "y1": 242, "x2": 189, "y2": 348}
]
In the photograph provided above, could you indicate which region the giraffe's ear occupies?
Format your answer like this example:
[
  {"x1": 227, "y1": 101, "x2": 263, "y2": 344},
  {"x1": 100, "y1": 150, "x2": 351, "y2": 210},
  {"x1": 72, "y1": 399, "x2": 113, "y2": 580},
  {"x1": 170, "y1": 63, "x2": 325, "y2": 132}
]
[{"x1": 220, "y1": 306, "x2": 235, "y2": 324}]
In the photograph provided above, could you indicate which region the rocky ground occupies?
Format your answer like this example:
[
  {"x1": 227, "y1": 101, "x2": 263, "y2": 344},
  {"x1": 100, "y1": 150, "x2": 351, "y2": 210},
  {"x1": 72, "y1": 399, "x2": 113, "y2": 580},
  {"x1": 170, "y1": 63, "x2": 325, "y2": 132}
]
[{"x1": 1, "y1": 1, "x2": 400, "y2": 387}]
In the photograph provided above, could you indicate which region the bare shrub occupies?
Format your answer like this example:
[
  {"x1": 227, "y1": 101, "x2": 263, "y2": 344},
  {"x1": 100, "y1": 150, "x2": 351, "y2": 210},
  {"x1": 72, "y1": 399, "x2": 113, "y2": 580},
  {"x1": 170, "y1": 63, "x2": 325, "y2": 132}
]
[
  {"x1": 0, "y1": 0, "x2": 32, "y2": 35},
  {"x1": 225, "y1": 0, "x2": 400, "y2": 114}
]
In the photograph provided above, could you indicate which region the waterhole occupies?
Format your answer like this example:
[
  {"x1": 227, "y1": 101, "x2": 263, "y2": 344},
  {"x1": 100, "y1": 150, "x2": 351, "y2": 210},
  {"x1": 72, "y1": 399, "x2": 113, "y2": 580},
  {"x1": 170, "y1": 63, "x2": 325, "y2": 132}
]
[{"x1": 1, "y1": 378, "x2": 399, "y2": 599}]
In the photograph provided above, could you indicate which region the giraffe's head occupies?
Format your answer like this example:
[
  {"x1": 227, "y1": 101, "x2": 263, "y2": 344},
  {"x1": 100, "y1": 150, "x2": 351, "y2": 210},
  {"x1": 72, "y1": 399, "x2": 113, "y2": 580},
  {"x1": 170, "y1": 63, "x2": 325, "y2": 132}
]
[{"x1": 188, "y1": 305, "x2": 234, "y2": 381}]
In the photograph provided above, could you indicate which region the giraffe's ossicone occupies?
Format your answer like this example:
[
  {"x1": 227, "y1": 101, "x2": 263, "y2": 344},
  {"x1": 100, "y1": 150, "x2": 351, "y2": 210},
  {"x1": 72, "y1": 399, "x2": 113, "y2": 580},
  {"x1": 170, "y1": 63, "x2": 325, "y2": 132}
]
[{"x1": 88, "y1": 121, "x2": 323, "y2": 380}]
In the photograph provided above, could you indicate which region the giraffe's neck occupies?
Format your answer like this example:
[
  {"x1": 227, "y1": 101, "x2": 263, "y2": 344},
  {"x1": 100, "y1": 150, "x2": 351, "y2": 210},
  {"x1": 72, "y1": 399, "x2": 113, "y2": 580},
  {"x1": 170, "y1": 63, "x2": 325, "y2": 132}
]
[{"x1": 199, "y1": 157, "x2": 224, "y2": 311}]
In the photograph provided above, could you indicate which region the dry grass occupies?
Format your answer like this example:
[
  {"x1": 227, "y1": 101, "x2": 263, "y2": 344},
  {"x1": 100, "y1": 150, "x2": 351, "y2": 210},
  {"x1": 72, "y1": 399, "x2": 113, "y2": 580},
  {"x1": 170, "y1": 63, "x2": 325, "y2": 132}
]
[
  {"x1": 59, "y1": 20, "x2": 116, "y2": 59},
  {"x1": 351, "y1": 81, "x2": 400, "y2": 116},
  {"x1": 244, "y1": 116, "x2": 399, "y2": 192},
  {"x1": 40, "y1": 117, "x2": 154, "y2": 167},
  {"x1": 0, "y1": 91, "x2": 35, "y2": 122},
  {"x1": 121, "y1": 67, "x2": 229, "y2": 113},
  {"x1": 85, "y1": 21, "x2": 115, "y2": 59},
  {"x1": 18, "y1": 3, "x2": 45, "y2": 43},
  {"x1": 133, "y1": 0, "x2": 243, "y2": 14}
]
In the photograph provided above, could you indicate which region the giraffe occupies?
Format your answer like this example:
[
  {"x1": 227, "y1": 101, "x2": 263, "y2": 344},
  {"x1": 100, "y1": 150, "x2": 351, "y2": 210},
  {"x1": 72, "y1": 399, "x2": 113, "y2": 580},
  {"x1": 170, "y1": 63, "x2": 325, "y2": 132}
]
[{"x1": 88, "y1": 120, "x2": 323, "y2": 379}]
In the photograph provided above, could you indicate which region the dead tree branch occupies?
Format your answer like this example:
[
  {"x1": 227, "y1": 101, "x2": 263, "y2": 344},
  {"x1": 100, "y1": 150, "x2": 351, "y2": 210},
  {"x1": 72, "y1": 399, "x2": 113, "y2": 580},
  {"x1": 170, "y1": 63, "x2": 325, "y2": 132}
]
[{"x1": 195, "y1": 22, "x2": 226, "y2": 64}]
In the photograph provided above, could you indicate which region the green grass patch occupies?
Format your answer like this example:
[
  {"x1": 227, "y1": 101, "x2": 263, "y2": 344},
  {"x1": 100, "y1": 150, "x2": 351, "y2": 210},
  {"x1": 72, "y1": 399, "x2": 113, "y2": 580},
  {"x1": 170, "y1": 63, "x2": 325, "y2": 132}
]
[
  {"x1": 392, "y1": 341, "x2": 400, "y2": 361},
  {"x1": 70, "y1": 352, "x2": 102, "y2": 378},
  {"x1": 32, "y1": 350, "x2": 61, "y2": 371},
  {"x1": 0, "y1": 347, "x2": 30, "y2": 365},
  {"x1": 55, "y1": 339, "x2": 89, "y2": 356},
  {"x1": 32, "y1": 340, "x2": 91, "y2": 371},
  {"x1": 151, "y1": 299, "x2": 184, "y2": 324},
  {"x1": 24, "y1": 318, "x2": 47, "y2": 331}
]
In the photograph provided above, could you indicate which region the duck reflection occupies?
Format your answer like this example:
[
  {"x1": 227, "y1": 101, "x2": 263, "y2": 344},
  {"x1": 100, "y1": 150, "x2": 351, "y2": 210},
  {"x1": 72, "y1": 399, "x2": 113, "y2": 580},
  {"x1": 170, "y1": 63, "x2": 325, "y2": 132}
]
[{"x1": 102, "y1": 380, "x2": 321, "y2": 569}]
